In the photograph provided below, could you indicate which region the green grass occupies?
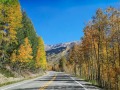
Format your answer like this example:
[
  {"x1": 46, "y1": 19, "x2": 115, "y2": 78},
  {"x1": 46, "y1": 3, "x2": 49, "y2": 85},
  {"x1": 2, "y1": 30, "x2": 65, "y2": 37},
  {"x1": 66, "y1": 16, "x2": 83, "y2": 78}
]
[
  {"x1": 89, "y1": 80, "x2": 98, "y2": 85},
  {"x1": 0, "y1": 68, "x2": 14, "y2": 77}
]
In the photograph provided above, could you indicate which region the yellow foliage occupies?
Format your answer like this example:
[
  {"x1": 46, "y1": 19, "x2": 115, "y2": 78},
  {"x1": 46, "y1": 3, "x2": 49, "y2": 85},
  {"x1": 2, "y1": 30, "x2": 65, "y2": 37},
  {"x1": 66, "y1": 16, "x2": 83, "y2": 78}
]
[
  {"x1": 17, "y1": 37, "x2": 33, "y2": 63},
  {"x1": 0, "y1": 1, "x2": 22, "y2": 43},
  {"x1": 35, "y1": 37, "x2": 47, "y2": 69},
  {"x1": 10, "y1": 50, "x2": 17, "y2": 62}
]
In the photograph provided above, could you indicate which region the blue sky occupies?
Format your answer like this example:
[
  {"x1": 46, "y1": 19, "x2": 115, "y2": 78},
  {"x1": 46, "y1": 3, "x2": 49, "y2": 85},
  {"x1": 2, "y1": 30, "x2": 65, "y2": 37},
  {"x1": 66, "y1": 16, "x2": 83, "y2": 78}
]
[{"x1": 19, "y1": 0, "x2": 120, "y2": 45}]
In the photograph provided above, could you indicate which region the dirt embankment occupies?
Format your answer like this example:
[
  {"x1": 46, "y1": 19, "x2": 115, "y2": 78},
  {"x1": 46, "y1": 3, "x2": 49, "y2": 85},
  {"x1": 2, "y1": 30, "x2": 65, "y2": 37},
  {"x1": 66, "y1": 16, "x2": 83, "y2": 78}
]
[{"x1": 0, "y1": 70, "x2": 45, "y2": 85}]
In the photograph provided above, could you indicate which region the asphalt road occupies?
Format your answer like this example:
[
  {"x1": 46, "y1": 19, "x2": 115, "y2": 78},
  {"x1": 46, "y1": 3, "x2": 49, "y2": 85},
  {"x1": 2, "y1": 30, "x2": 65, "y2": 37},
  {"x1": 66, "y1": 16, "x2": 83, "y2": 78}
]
[{"x1": 0, "y1": 71, "x2": 103, "y2": 90}]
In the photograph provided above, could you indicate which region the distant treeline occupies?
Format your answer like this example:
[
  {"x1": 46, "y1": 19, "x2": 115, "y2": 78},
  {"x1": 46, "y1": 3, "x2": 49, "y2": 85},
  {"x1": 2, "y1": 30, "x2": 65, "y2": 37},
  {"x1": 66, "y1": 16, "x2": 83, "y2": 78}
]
[{"x1": 0, "y1": 0, "x2": 47, "y2": 75}]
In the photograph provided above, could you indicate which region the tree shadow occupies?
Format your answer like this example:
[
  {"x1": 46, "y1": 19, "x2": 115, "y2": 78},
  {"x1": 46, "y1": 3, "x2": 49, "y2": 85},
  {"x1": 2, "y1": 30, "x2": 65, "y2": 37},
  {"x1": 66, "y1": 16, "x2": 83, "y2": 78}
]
[{"x1": 13, "y1": 85, "x2": 84, "y2": 90}]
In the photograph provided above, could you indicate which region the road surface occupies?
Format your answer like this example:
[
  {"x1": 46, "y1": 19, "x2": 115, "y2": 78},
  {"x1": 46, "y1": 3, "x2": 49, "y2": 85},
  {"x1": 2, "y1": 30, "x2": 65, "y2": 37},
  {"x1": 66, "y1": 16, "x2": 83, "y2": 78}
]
[{"x1": 0, "y1": 71, "x2": 103, "y2": 90}]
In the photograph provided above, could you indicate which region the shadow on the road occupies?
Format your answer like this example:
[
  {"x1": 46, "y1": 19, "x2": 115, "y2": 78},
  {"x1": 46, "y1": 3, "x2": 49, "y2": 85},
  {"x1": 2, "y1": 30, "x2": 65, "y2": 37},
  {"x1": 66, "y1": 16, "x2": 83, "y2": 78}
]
[
  {"x1": 47, "y1": 75, "x2": 76, "y2": 78},
  {"x1": 83, "y1": 83, "x2": 102, "y2": 89},
  {"x1": 45, "y1": 85, "x2": 84, "y2": 90},
  {"x1": 35, "y1": 79, "x2": 85, "y2": 82},
  {"x1": 11, "y1": 74, "x2": 102, "y2": 90},
  {"x1": 12, "y1": 85, "x2": 84, "y2": 90},
  {"x1": 34, "y1": 75, "x2": 85, "y2": 82},
  {"x1": 12, "y1": 87, "x2": 40, "y2": 90}
]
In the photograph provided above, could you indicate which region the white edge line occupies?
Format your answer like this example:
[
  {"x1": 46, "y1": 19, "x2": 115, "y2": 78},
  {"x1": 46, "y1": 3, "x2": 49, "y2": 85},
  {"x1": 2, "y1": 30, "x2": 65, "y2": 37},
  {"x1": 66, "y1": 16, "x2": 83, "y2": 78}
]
[
  {"x1": 0, "y1": 72, "x2": 49, "y2": 90},
  {"x1": 68, "y1": 74, "x2": 88, "y2": 90}
]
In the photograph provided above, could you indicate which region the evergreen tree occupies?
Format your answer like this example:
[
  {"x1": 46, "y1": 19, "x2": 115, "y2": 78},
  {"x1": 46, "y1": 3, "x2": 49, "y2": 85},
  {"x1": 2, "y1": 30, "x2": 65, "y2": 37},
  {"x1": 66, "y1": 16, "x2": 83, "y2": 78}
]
[
  {"x1": 59, "y1": 57, "x2": 66, "y2": 72},
  {"x1": 17, "y1": 11, "x2": 38, "y2": 58}
]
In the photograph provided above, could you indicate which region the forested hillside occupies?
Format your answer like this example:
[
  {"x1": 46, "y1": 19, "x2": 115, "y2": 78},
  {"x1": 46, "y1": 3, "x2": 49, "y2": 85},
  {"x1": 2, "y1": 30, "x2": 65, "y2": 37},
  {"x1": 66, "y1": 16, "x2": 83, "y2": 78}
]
[
  {"x1": 58, "y1": 7, "x2": 120, "y2": 90},
  {"x1": 0, "y1": 0, "x2": 47, "y2": 83},
  {"x1": 45, "y1": 42, "x2": 78, "y2": 71}
]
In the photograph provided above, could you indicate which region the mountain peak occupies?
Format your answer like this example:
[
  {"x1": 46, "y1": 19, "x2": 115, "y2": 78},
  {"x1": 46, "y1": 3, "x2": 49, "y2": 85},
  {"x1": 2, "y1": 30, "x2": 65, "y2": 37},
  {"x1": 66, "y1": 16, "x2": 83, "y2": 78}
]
[
  {"x1": 45, "y1": 41, "x2": 80, "y2": 51},
  {"x1": 45, "y1": 41, "x2": 80, "y2": 65}
]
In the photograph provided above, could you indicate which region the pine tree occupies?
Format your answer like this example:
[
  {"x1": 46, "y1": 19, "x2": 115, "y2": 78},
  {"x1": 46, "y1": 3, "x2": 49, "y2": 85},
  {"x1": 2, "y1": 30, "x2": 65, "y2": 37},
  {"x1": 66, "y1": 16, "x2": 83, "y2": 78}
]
[{"x1": 17, "y1": 11, "x2": 38, "y2": 59}]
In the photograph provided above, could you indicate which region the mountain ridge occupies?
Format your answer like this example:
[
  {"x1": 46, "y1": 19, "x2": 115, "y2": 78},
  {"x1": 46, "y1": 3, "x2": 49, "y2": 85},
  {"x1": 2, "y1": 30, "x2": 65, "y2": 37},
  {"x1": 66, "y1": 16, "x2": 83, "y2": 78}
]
[
  {"x1": 45, "y1": 41, "x2": 80, "y2": 66},
  {"x1": 45, "y1": 41, "x2": 80, "y2": 51}
]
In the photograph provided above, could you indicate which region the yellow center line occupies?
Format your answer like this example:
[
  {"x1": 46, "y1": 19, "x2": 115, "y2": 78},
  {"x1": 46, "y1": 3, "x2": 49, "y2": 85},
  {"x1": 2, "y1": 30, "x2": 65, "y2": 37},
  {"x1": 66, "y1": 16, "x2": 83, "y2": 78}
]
[{"x1": 39, "y1": 74, "x2": 57, "y2": 90}]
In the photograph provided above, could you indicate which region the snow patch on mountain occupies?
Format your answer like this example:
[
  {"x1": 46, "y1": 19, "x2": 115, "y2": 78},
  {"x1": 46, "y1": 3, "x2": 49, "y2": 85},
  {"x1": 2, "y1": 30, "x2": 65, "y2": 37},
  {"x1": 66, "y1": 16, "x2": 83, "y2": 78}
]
[{"x1": 45, "y1": 41, "x2": 80, "y2": 51}]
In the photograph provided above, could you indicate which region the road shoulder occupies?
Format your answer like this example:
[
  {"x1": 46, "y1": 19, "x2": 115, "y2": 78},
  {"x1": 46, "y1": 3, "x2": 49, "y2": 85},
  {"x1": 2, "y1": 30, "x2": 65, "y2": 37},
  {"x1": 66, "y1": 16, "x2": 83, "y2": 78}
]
[{"x1": 0, "y1": 72, "x2": 49, "y2": 90}]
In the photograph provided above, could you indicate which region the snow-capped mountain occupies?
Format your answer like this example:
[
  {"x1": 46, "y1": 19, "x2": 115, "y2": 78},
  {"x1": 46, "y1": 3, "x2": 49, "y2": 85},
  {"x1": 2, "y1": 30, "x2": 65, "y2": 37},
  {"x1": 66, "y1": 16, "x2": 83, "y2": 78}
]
[
  {"x1": 45, "y1": 41, "x2": 79, "y2": 51},
  {"x1": 45, "y1": 41, "x2": 80, "y2": 65}
]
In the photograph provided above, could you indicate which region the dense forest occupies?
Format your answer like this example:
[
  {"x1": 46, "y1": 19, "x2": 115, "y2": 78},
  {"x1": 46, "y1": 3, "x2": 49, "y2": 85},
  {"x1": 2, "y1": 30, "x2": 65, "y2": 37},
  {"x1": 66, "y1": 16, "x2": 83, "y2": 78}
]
[
  {"x1": 58, "y1": 7, "x2": 120, "y2": 90},
  {"x1": 0, "y1": 0, "x2": 47, "y2": 77}
]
